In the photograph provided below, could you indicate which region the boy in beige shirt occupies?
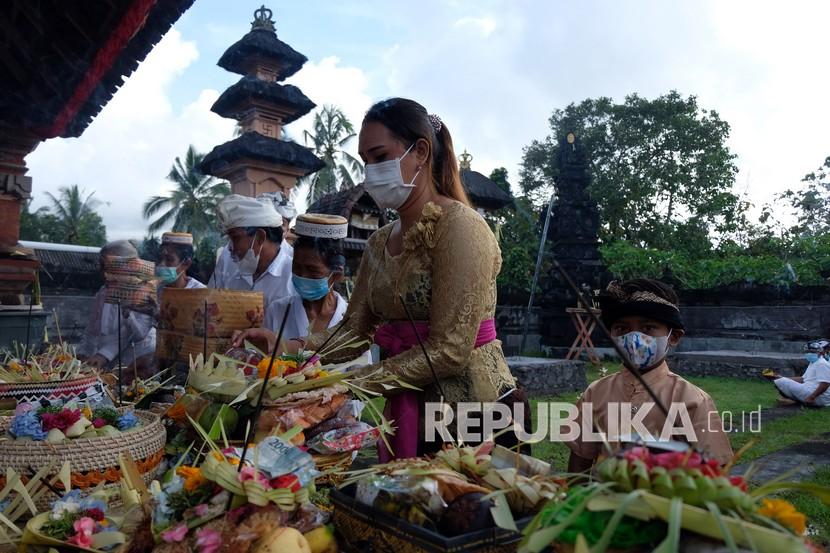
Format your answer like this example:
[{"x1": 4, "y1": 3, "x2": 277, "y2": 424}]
[{"x1": 567, "y1": 279, "x2": 733, "y2": 472}]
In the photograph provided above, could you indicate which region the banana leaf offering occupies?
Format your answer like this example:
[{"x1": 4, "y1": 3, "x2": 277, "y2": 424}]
[{"x1": 521, "y1": 444, "x2": 830, "y2": 553}]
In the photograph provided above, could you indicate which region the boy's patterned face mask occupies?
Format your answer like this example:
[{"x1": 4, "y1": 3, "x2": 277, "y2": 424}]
[{"x1": 614, "y1": 331, "x2": 671, "y2": 371}]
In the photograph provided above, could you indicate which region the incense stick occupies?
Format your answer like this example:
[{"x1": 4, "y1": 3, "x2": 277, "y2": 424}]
[
  {"x1": 203, "y1": 300, "x2": 208, "y2": 360},
  {"x1": 53, "y1": 309, "x2": 64, "y2": 347},
  {"x1": 226, "y1": 304, "x2": 291, "y2": 512},
  {"x1": 238, "y1": 304, "x2": 291, "y2": 467},
  {"x1": 117, "y1": 301, "x2": 123, "y2": 406},
  {"x1": 304, "y1": 314, "x2": 351, "y2": 362},
  {"x1": 398, "y1": 294, "x2": 447, "y2": 400},
  {"x1": 23, "y1": 292, "x2": 35, "y2": 359},
  {"x1": 552, "y1": 260, "x2": 669, "y2": 417}
]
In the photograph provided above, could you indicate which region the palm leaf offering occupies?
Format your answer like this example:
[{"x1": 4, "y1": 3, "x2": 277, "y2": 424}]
[
  {"x1": 520, "y1": 443, "x2": 829, "y2": 552},
  {"x1": 340, "y1": 441, "x2": 568, "y2": 537}
]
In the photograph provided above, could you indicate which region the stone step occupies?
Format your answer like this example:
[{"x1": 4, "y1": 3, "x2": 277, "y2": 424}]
[
  {"x1": 669, "y1": 350, "x2": 807, "y2": 378},
  {"x1": 675, "y1": 336, "x2": 807, "y2": 354},
  {"x1": 731, "y1": 432, "x2": 830, "y2": 483},
  {"x1": 506, "y1": 357, "x2": 587, "y2": 397}
]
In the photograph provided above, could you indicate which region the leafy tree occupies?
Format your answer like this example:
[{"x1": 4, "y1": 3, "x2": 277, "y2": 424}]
[
  {"x1": 780, "y1": 156, "x2": 830, "y2": 235},
  {"x1": 489, "y1": 167, "x2": 512, "y2": 195},
  {"x1": 138, "y1": 235, "x2": 161, "y2": 262},
  {"x1": 303, "y1": 105, "x2": 363, "y2": 204},
  {"x1": 520, "y1": 91, "x2": 742, "y2": 252},
  {"x1": 143, "y1": 145, "x2": 230, "y2": 236},
  {"x1": 42, "y1": 185, "x2": 107, "y2": 246},
  {"x1": 19, "y1": 202, "x2": 63, "y2": 243},
  {"x1": 495, "y1": 197, "x2": 545, "y2": 295}
]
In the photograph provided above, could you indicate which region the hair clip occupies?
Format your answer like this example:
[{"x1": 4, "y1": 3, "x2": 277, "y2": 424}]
[{"x1": 428, "y1": 113, "x2": 443, "y2": 133}]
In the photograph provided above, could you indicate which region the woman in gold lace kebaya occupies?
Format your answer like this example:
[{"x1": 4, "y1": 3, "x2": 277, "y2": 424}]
[{"x1": 233, "y1": 98, "x2": 522, "y2": 460}]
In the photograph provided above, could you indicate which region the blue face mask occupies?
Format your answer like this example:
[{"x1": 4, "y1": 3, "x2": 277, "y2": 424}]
[
  {"x1": 155, "y1": 265, "x2": 180, "y2": 285},
  {"x1": 292, "y1": 274, "x2": 331, "y2": 301},
  {"x1": 805, "y1": 353, "x2": 820, "y2": 363}
]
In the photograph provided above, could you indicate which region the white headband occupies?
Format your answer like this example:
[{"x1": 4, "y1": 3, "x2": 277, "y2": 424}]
[{"x1": 294, "y1": 219, "x2": 348, "y2": 239}]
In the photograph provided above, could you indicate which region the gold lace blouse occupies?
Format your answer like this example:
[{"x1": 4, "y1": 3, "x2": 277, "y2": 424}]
[{"x1": 304, "y1": 201, "x2": 516, "y2": 404}]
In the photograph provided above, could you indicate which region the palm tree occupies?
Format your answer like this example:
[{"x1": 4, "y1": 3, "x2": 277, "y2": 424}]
[
  {"x1": 303, "y1": 105, "x2": 363, "y2": 204},
  {"x1": 143, "y1": 145, "x2": 230, "y2": 236},
  {"x1": 45, "y1": 185, "x2": 102, "y2": 244}
]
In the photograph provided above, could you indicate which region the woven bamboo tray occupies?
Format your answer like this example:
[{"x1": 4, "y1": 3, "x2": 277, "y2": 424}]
[
  {"x1": 0, "y1": 409, "x2": 165, "y2": 510},
  {"x1": 157, "y1": 288, "x2": 264, "y2": 337},
  {"x1": 156, "y1": 330, "x2": 233, "y2": 363},
  {"x1": 0, "y1": 375, "x2": 103, "y2": 403}
]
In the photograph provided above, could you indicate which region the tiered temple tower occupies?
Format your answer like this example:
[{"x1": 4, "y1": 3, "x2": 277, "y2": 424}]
[
  {"x1": 199, "y1": 6, "x2": 323, "y2": 196},
  {"x1": 541, "y1": 132, "x2": 608, "y2": 347}
]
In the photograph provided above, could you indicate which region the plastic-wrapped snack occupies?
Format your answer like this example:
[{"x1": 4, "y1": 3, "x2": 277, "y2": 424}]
[
  {"x1": 356, "y1": 474, "x2": 446, "y2": 517},
  {"x1": 224, "y1": 347, "x2": 264, "y2": 375},
  {"x1": 307, "y1": 422, "x2": 380, "y2": 454},
  {"x1": 305, "y1": 399, "x2": 364, "y2": 440}
]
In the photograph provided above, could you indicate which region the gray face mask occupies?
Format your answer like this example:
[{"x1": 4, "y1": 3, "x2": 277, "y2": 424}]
[{"x1": 363, "y1": 143, "x2": 422, "y2": 210}]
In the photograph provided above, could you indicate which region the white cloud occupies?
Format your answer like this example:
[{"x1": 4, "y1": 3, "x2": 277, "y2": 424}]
[
  {"x1": 454, "y1": 16, "x2": 497, "y2": 37},
  {"x1": 26, "y1": 30, "x2": 235, "y2": 241}
]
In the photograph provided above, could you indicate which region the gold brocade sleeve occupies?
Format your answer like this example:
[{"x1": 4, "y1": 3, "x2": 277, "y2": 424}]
[
  {"x1": 379, "y1": 208, "x2": 500, "y2": 387},
  {"x1": 302, "y1": 231, "x2": 384, "y2": 362}
]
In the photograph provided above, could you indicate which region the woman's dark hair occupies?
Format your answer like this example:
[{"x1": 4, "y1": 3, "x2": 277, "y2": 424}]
[
  {"x1": 364, "y1": 97, "x2": 470, "y2": 206},
  {"x1": 245, "y1": 226, "x2": 283, "y2": 244},
  {"x1": 294, "y1": 235, "x2": 345, "y2": 272}
]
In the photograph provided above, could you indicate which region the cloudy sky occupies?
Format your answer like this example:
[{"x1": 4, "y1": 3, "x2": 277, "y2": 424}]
[{"x1": 25, "y1": 0, "x2": 830, "y2": 240}]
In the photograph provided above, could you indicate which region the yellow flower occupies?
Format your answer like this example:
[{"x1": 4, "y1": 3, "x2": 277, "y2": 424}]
[
  {"x1": 81, "y1": 406, "x2": 93, "y2": 420},
  {"x1": 316, "y1": 370, "x2": 329, "y2": 378},
  {"x1": 176, "y1": 466, "x2": 206, "y2": 492},
  {"x1": 759, "y1": 498, "x2": 807, "y2": 535},
  {"x1": 257, "y1": 358, "x2": 296, "y2": 379}
]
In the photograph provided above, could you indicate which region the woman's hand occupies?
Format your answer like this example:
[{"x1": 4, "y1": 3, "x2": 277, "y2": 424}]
[{"x1": 231, "y1": 328, "x2": 277, "y2": 352}]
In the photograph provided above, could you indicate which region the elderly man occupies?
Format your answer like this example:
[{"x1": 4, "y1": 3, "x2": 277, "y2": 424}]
[
  {"x1": 209, "y1": 194, "x2": 293, "y2": 311},
  {"x1": 77, "y1": 240, "x2": 156, "y2": 377}
]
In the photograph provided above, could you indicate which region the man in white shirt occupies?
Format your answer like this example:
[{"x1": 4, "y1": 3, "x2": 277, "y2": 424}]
[
  {"x1": 77, "y1": 240, "x2": 156, "y2": 375},
  {"x1": 209, "y1": 194, "x2": 293, "y2": 315},
  {"x1": 770, "y1": 339, "x2": 830, "y2": 407}
]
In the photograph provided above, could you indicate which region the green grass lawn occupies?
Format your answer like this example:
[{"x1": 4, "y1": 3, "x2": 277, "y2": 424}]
[{"x1": 529, "y1": 363, "x2": 830, "y2": 544}]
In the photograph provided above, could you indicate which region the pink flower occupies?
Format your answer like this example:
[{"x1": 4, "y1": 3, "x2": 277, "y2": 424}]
[
  {"x1": 161, "y1": 524, "x2": 189, "y2": 543},
  {"x1": 195, "y1": 527, "x2": 222, "y2": 553},
  {"x1": 194, "y1": 503, "x2": 209, "y2": 517},
  {"x1": 239, "y1": 466, "x2": 269, "y2": 486},
  {"x1": 92, "y1": 418, "x2": 107, "y2": 429},
  {"x1": 15, "y1": 403, "x2": 34, "y2": 416},
  {"x1": 41, "y1": 409, "x2": 81, "y2": 432},
  {"x1": 66, "y1": 517, "x2": 95, "y2": 548}
]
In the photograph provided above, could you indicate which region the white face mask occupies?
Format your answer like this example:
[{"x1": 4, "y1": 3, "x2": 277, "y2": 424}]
[
  {"x1": 614, "y1": 331, "x2": 672, "y2": 371},
  {"x1": 235, "y1": 237, "x2": 262, "y2": 277},
  {"x1": 363, "y1": 143, "x2": 422, "y2": 210}
]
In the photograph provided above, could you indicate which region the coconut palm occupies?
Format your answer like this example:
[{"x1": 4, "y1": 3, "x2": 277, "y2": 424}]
[
  {"x1": 44, "y1": 185, "x2": 105, "y2": 245},
  {"x1": 143, "y1": 145, "x2": 230, "y2": 236},
  {"x1": 303, "y1": 105, "x2": 363, "y2": 204}
]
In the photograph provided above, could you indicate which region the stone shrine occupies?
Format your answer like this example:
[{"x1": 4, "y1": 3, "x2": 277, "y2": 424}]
[
  {"x1": 199, "y1": 6, "x2": 323, "y2": 197},
  {"x1": 541, "y1": 132, "x2": 607, "y2": 347}
]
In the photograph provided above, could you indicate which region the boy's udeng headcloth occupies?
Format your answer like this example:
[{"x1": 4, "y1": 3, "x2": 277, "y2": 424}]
[{"x1": 599, "y1": 279, "x2": 685, "y2": 331}]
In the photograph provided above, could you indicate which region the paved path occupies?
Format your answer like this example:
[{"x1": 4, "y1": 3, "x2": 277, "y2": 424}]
[{"x1": 731, "y1": 432, "x2": 830, "y2": 483}]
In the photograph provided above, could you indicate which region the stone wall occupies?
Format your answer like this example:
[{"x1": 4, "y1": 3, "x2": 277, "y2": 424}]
[
  {"x1": 506, "y1": 357, "x2": 587, "y2": 397},
  {"x1": 41, "y1": 294, "x2": 96, "y2": 346}
]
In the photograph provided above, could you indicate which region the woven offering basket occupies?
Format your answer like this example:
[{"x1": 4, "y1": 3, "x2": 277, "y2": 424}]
[
  {"x1": 0, "y1": 375, "x2": 103, "y2": 403},
  {"x1": 158, "y1": 288, "x2": 264, "y2": 337},
  {"x1": 0, "y1": 408, "x2": 165, "y2": 511},
  {"x1": 156, "y1": 330, "x2": 232, "y2": 363}
]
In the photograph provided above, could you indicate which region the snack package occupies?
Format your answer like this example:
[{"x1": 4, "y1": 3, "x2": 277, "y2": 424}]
[
  {"x1": 307, "y1": 422, "x2": 380, "y2": 454},
  {"x1": 305, "y1": 399, "x2": 364, "y2": 440},
  {"x1": 356, "y1": 474, "x2": 446, "y2": 517}
]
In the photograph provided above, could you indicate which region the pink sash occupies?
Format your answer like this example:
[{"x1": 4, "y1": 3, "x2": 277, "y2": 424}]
[{"x1": 375, "y1": 319, "x2": 497, "y2": 462}]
